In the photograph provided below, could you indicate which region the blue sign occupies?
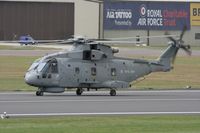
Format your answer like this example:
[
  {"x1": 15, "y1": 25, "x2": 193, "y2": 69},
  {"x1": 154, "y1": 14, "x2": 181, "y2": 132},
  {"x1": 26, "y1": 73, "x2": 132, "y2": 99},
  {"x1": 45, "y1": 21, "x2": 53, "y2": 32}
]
[{"x1": 104, "y1": 2, "x2": 190, "y2": 30}]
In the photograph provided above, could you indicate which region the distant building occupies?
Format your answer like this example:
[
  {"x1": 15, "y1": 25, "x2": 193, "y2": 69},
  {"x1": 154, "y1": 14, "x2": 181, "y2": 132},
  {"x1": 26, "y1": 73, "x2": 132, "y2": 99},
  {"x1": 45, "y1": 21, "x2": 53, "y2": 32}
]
[{"x1": 0, "y1": 0, "x2": 99, "y2": 40}]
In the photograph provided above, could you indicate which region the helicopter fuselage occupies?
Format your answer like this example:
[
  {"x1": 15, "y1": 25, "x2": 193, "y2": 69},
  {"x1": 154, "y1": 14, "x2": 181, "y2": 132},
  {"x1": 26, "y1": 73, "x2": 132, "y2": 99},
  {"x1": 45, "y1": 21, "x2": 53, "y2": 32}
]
[{"x1": 24, "y1": 42, "x2": 176, "y2": 96}]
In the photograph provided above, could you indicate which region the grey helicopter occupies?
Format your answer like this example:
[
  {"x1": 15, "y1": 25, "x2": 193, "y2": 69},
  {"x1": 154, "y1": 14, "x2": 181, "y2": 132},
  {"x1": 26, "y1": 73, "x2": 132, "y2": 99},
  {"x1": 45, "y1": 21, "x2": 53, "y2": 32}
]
[{"x1": 24, "y1": 27, "x2": 191, "y2": 96}]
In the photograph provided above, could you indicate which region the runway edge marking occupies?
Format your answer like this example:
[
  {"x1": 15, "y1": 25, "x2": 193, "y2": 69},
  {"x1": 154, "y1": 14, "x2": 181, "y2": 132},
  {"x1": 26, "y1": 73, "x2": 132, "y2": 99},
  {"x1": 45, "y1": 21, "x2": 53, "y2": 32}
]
[
  {"x1": 5, "y1": 112, "x2": 200, "y2": 117},
  {"x1": 1, "y1": 98, "x2": 200, "y2": 103}
]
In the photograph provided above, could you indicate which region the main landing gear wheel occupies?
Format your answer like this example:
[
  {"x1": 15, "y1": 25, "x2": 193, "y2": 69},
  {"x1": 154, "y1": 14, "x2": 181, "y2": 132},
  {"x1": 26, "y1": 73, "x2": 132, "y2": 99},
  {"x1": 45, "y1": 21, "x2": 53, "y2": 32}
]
[
  {"x1": 76, "y1": 88, "x2": 83, "y2": 96},
  {"x1": 36, "y1": 91, "x2": 44, "y2": 96},
  {"x1": 110, "y1": 89, "x2": 116, "y2": 96}
]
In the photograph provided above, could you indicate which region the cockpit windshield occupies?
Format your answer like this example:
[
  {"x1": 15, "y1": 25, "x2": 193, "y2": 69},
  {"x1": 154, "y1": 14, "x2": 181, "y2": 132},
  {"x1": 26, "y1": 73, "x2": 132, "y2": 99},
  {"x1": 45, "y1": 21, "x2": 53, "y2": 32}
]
[
  {"x1": 37, "y1": 62, "x2": 47, "y2": 72},
  {"x1": 28, "y1": 58, "x2": 41, "y2": 71}
]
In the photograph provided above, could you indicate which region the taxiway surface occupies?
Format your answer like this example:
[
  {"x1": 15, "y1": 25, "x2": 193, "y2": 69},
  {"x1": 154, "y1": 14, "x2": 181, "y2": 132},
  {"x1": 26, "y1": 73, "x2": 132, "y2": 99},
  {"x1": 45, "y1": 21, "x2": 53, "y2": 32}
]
[{"x1": 0, "y1": 90, "x2": 200, "y2": 116}]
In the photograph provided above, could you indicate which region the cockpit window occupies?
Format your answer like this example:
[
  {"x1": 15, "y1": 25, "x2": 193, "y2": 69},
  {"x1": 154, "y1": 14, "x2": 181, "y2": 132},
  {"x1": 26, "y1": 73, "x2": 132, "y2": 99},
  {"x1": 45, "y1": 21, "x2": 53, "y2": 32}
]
[
  {"x1": 50, "y1": 62, "x2": 58, "y2": 73},
  {"x1": 33, "y1": 58, "x2": 58, "y2": 74},
  {"x1": 37, "y1": 59, "x2": 58, "y2": 74}
]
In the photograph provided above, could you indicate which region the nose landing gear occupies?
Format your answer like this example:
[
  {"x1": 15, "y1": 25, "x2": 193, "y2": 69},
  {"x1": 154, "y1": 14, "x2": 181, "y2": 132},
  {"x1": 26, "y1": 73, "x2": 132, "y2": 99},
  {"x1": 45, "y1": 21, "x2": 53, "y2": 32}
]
[
  {"x1": 36, "y1": 88, "x2": 44, "y2": 96},
  {"x1": 36, "y1": 91, "x2": 44, "y2": 96}
]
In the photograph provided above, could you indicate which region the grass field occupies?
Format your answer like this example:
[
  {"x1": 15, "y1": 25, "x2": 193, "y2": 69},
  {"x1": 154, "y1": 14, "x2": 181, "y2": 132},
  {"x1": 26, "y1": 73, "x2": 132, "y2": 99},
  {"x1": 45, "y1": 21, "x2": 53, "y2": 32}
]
[
  {"x1": 0, "y1": 55, "x2": 200, "y2": 91},
  {"x1": 0, "y1": 115, "x2": 200, "y2": 133},
  {"x1": 0, "y1": 56, "x2": 38, "y2": 91},
  {"x1": 0, "y1": 49, "x2": 199, "y2": 133}
]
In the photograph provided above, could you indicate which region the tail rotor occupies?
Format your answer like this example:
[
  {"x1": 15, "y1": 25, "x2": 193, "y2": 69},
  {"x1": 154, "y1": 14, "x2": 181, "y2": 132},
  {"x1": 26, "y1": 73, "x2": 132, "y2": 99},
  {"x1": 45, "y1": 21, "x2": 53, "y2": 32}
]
[{"x1": 164, "y1": 26, "x2": 191, "y2": 63}]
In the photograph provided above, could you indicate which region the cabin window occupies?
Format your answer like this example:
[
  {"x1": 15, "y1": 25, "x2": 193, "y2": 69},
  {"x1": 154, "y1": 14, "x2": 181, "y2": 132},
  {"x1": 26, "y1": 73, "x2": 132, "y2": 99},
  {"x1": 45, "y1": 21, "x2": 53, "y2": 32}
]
[
  {"x1": 111, "y1": 68, "x2": 117, "y2": 76},
  {"x1": 91, "y1": 67, "x2": 96, "y2": 76},
  {"x1": 75, "y1": 67, "x2": 80, "y2": 74},
  {"x1": 42, "y1": 74, "x2": 47, "y2": 78},
  {"x1": 83, "y1": 50, "x2": 91, "y2": 60},
  {"x1": 90, "y1": 44, "x2": 97, "y2": 50}
]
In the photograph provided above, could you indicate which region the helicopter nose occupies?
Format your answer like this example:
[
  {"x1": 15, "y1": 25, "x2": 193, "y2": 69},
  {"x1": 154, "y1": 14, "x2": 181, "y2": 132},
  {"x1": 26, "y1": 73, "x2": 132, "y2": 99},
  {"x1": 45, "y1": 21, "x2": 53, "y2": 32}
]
[{"x1": 24, "y1": 72, "x2": 38, "y2": 86}]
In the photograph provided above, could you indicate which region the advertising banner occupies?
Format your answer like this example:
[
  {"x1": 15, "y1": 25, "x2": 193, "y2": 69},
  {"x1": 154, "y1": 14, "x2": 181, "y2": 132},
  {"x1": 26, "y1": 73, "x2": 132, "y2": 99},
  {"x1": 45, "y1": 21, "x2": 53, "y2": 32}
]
[
  {"x1": 190, "y1": 3, "x2": 200, "y2": 26},
  {"x1": 104, "y1": 2, "x2": 190, "y2": 30}
]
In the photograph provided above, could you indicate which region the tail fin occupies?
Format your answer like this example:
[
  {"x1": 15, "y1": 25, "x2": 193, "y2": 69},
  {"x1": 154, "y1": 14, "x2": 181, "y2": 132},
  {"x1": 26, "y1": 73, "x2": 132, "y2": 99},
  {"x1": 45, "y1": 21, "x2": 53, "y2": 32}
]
[
  {"x1": 157, "y1": 45, "x2": 179, "y2": 71},
  {"x1": 153, "y1": 25, "x2": 191, "y2": 72}
]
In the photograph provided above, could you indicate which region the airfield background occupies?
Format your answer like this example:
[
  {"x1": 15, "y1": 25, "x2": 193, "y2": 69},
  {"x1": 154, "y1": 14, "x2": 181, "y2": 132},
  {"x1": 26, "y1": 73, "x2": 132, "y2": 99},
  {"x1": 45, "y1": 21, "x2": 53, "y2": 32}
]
[
  {"x1": 104, "y1": 1, "x2": 200, "y2": 46},
  {"x1": 0, "y1": 0, "x2": 200, "y2": 46}
]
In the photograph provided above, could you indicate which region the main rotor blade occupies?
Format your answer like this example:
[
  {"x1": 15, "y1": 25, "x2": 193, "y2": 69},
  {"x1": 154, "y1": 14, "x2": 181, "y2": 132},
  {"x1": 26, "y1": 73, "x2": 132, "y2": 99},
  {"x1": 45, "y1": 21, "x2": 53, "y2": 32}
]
[
  {"x1": 103, "y1": 35, "x2": 178, "y2": 41},
  {"x1": 92, "y1": 40, "x2": 144, "y2": 44},
  {"x1": 164, "y1": 31, "x2": 176, "y2": 44}
]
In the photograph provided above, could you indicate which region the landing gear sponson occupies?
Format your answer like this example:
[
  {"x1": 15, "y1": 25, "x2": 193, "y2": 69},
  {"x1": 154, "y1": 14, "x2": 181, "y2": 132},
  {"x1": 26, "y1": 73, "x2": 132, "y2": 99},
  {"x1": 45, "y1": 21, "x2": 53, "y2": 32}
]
[
  {"x1": 35, "y1": 88, "x2": 117, "y2": 96},
  {"x1": 75, "y1": 88, "x2": 117, "y2": 96}
]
